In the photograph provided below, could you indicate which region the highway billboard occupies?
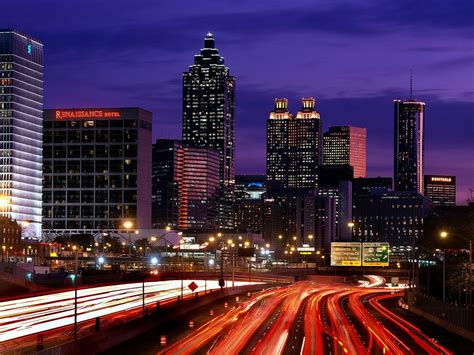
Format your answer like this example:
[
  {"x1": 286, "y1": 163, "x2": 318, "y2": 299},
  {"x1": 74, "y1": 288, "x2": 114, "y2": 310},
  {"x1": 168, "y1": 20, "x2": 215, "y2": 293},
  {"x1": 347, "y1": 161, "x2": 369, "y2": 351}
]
[
  {"x1": 362, "y1": 242, "x2": 389, "y2": 267},
  {"x1": 330, "y1": 242, "x2": 362, "y2": 266}
]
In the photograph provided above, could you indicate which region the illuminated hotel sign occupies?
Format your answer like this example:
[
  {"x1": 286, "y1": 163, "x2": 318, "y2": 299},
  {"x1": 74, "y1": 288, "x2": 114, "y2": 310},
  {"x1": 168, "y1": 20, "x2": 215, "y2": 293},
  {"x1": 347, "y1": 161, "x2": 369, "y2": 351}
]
[
  {"x1": 430, "y1": 177, "x2": 452, "y2": 183},
  {"x1": 54, "y1": 110, "x2": 121, "y2": 120}
]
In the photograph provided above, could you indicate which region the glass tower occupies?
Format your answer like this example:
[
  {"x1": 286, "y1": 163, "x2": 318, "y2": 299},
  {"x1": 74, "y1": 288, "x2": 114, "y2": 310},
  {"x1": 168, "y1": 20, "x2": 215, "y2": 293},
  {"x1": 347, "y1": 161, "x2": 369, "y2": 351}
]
[
  {"x1": 0, "y1": 30, "x2": 43, "y2": 238},
  {"x1": 182, "y1": 33, "x2": 236, "y2": 230},
  {"x1": 323, "y1": 126, "x2": 367, "y2": 178},
  {"x1": 394, "y1": 100, "x2": 425, "y2": 194}
]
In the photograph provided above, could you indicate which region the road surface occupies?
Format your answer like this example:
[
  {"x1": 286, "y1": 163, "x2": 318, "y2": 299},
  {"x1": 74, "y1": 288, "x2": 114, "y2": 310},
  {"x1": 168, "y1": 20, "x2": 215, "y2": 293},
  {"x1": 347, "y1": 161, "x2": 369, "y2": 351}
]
[{"x1": 158, "y1": 279, "x2": 454, "y2": 355}]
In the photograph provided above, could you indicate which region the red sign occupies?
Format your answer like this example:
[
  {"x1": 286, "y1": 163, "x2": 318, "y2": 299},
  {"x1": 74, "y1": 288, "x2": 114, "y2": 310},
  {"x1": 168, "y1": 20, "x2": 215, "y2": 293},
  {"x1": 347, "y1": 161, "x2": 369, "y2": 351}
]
[
  {"x1": 188, "y1": 281, "x2": 198, "y2": 292},
  {"x1": 54, "y1": 110, "x2": 121, "y2": 120}
]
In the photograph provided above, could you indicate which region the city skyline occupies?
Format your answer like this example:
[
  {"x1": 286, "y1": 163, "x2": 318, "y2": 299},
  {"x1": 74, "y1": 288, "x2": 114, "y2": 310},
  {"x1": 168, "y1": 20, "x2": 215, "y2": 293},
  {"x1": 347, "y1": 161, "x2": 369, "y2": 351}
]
[{"x1": 2, "y1": 0, "x2": 473, "y2": 203}]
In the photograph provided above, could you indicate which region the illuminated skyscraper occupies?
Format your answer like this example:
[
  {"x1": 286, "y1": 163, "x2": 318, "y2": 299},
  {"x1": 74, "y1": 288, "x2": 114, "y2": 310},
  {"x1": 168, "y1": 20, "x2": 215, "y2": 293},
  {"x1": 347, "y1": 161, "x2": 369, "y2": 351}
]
[
  {"x1": 323, "y1": 126, "x2": 366, "y2": 178},
  {"x1": 424, "y1": 175, "x2": 456, "y2": 207},
  {"x1": 394, "y1": 99, "x2": 425, "y2": 194},
  {"x1": 266, "y1": 97, "x2": 323, "y2": 191},
  {"x1": 0, "y1": 30, "x2": 43, "y2": 238},
  {"x1": 177, "y1": 146, "x2": 220, "y2": 231},
  {"x1": 182, "y1": 33, "x2": 235, "y2": 229}
]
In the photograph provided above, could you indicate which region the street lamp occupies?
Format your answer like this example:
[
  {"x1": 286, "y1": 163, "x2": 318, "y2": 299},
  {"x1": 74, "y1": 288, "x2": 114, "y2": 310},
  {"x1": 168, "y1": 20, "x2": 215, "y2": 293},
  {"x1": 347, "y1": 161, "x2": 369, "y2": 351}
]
[
  {"x1": 440, "y1": 231, "x2": 472, "y2": 307},
  {"x1": 123, "y1": 221, "x2": 133, "y2": 258}
]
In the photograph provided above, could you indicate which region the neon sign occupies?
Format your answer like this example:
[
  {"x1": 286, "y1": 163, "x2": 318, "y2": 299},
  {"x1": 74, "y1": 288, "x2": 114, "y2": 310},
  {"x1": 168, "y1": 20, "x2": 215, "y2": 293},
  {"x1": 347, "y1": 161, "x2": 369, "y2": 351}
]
[{"x1": 54, "y1": 110, "x2": 121, "y2": 120}]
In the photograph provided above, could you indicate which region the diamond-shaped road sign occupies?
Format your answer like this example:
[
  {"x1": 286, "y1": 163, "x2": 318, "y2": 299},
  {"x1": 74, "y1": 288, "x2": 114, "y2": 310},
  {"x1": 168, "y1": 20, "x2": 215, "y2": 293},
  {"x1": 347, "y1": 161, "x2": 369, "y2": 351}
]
[{"x1": 188, "y1": 281, "x2": 198, "y2": 292}]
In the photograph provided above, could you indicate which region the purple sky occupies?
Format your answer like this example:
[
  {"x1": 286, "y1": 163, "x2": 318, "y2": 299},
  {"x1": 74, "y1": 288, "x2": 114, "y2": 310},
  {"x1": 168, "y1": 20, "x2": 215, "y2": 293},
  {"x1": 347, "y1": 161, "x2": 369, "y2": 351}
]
[{"x1": 4, "y1": 0, "x2": 473, "y2": 203}]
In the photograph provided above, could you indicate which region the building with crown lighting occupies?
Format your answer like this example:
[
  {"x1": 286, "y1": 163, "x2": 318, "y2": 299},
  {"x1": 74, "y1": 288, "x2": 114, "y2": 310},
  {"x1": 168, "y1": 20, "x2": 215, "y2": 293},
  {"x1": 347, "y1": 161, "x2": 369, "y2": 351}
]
[{"x1": 182, "y1": 33, "x2": 235, "y2": 230}]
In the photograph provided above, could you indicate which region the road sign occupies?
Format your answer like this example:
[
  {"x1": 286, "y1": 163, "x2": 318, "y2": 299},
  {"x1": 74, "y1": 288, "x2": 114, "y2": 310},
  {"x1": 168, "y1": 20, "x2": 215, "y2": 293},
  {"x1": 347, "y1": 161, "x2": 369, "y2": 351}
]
[
  {"x1": 188, "y1": 281, "x2": 198, "y2": 292},
  {"x1": 362, "y1": 242, "x2": 389, "y2": 267},
  {"x1": 330, "y1": 242, "x2": 362, "y2": 266}
]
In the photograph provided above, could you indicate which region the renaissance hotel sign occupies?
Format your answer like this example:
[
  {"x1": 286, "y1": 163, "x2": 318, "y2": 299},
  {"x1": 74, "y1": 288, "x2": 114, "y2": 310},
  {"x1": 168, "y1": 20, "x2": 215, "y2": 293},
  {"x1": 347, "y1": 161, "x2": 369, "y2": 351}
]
[
  {"x1": 54, "y1": 110, "x2": 121, "y2": 120},
  {"x1": 330, "y1": 242, "x2": 390, "y2": 267}
]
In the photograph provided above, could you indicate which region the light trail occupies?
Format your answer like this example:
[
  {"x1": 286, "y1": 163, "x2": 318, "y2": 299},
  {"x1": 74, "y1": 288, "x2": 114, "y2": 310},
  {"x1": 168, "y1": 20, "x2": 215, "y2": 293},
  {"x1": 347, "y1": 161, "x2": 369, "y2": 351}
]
[{"x1": 0, "y1": 280, "x2": 262, "y2": 343}]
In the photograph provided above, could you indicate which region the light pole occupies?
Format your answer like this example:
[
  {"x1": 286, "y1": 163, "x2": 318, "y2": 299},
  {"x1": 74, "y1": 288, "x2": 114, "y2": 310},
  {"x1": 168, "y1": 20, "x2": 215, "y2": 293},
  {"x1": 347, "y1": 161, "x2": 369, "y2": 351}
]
[
  {"x1": 440, "y1": 231, "x2": 472, "y2": 307},
  {"x1": 72, "y1": 245, "x2": 78, "y2": 343},
  {"x1": 123, "y1": 221, "x2": 133, "y2": 258}
]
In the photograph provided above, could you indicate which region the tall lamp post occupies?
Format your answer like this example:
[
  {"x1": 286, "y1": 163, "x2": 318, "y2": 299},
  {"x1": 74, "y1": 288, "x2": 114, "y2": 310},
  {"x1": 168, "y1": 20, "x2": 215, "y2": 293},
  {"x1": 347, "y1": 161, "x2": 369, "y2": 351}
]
[
  {"x1": 72, "y1": 245, "x2": 78, "y2": 343},
  {"x1": 123, "y1": 221, "x2": 133, "y2": 258},
  {"x1": 440, "y1": 231, "x2": 472, "y2": 307}
]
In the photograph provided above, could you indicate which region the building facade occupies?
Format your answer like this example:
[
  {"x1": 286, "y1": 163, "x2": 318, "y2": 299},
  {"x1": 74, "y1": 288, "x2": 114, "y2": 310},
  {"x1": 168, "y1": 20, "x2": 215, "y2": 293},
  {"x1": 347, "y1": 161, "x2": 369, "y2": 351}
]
[
  {"x1": 424, "y1": 175, "x2": 456, "y2": 207},
  {"x1": 0, "y1": 30, "x2": 43, "y2": 238},
  {"x1": 234, "y1": 175, "x2": 265, "y2": 233},
  {"x1": 394, "y1": 99, "x2": 425, "y2": 194},
  {"x1": 182, "y1": 33, "x2": 236, "y2": 230},
  {"x1": 177, "y1": 146, "x2": 220, "y2": 231},
  {"x1": 352, "y1": 190, "x2": 432, "y2": 246},
  {"x1": 323, "y1": 126, "x2": 367, "y2": 178},
  {"x1": 266, "y1": 97, "x2": 323, "y2": 191},
  {"x1": 152, "y1": 139, "x2": 182, "y2": 229},
  {"x1": 42, "y1": 108, "x2": 152, "y2": 235}
]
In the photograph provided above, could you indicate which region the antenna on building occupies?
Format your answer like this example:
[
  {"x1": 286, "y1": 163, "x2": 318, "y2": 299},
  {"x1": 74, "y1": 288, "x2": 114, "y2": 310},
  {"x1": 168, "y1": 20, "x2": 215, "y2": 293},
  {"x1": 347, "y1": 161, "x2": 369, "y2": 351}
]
[{"x1": 409, "y1": 69, "x2": 413, "y2": 100}]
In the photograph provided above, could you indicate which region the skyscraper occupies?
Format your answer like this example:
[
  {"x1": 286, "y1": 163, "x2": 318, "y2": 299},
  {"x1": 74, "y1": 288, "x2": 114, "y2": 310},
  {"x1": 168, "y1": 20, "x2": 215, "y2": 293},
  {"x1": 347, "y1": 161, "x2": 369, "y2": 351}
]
[
  {"x1": 0, "y1": 30, "x2": 43, "y2": 238},
  {"x1": 266, "y1": 97, "x2": 323, "y2": 191},
  {"x1": 323, "y1": 126, "x2": 367, "y2": 178},
  {"x1": 177, "y1": 146, "x2": 220, "y2": 231},
  {"x1": 266, "y1": 98, "x2": 323, "y2": 250},
  {"x1": 394, "y1": 99, "x2": 425, "y2": 194},
  {"x1": 152, "y1": 139, "x2": 182, "y2": 229},
  {"x1": 182, "y1": 33, "x2": 235, "y2": 230},
  {"x1": 43, "y1": 108, "x2": 152, "y2": 234},
  {"x1": 424, "y1": 175, "x2": 456, "y2": 207}
]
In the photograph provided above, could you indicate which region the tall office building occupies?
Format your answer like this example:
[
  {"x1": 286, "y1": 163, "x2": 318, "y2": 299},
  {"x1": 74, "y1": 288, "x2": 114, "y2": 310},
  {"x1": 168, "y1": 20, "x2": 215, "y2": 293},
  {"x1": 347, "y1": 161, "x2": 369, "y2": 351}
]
[
  {"x1": 394, "y1": 99, "x2": 425, "y2": 194},
  {"x1": 266, "y1": 98, "x2": 323, "y2": 250},
  {"x1": 152, "y1": 139, "x2": 182, "y2": 229},
  {"x1": 424, "y1": 175, "x2": 456, "y2": 207},
  {"x1": 323, "y1": 126, "x2": 366, "y2": 178},
  {"x1": 43, "y1": 108, "x2": 152, "y2": 234},
  {"x1": 0, "y1": 30, "x2": 43, "y2": 238},
  {"x1": 266, "y1": 97, "x2": 323, "y2": 191},
  {"x1": 182, "y1": 33, "x2": 236, "y2": 229},
  {"x1": 177, "y1": 146, "x2": 220, "y2": 231}
]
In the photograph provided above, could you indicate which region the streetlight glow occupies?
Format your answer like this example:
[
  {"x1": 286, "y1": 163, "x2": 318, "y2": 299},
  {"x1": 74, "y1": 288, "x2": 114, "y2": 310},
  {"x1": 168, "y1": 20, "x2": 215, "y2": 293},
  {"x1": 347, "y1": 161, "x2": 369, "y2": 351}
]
[
  {"x1": 440, "y1": 231, "x2": 448, "y2": 238},
  {"x1": 123, "y1": 221, "x2": 133, "y2": 229}
]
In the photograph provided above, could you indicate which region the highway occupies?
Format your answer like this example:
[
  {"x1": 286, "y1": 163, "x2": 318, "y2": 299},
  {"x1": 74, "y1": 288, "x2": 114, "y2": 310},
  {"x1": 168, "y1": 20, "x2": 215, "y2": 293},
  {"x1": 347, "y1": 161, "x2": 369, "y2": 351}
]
[
  {"x1": 159, "y1": 277, "x2": 453, "y2": 355},
  {"x1": 0, "y1": 279, "x2": 262, "y2": 343}
]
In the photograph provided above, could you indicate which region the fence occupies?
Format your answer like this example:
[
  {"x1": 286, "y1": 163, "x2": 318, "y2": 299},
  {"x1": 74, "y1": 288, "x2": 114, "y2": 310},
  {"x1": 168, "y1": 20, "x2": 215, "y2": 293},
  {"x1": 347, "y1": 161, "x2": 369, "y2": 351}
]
[{"x1": 408, "y1": 292, "x2": 473, "y2": 332}]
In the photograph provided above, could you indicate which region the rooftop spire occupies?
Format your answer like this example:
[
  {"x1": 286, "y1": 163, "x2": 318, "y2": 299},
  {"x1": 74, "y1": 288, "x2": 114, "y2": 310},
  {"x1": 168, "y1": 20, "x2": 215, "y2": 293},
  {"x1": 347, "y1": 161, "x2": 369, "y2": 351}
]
[{"x1": 204, "y1": 32, "x2": 215, "y2": 49}]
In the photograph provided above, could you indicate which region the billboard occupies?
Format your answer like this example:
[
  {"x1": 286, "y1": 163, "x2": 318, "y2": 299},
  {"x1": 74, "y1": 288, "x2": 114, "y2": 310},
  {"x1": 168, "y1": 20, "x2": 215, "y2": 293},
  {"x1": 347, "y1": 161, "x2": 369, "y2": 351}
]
[
  {"x1": 362, "y1": 242, "x2": 389, "y2": 267},
  {"x1": 330, "y1": 242, "x2": 362, "y2": 266}
]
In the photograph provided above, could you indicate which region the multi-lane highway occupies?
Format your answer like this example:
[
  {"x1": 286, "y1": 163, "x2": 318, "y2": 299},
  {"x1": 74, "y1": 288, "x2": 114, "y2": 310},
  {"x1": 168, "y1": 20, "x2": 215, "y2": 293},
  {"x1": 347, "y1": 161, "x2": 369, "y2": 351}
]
[
  {"x1": 0, "y1": 279, "x2": 262, "y2": 343},
  {"x1": 159, "y1": 278, "x2": 453, "y2": 355}
]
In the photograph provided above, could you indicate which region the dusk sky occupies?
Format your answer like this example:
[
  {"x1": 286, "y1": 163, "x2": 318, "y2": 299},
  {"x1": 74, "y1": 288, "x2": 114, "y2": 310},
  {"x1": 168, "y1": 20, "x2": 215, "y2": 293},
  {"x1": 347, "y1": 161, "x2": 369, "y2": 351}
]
[{"x1": 4, "y1": 0, "x2": 473, "y2": 203}]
